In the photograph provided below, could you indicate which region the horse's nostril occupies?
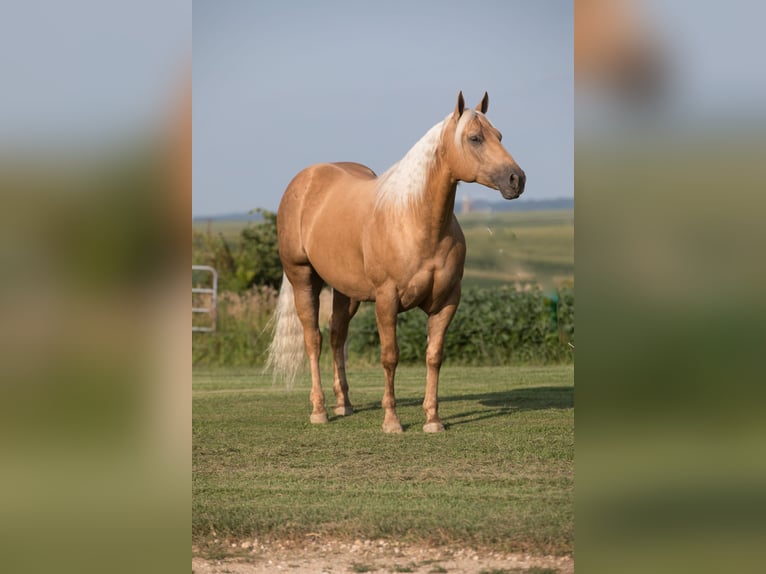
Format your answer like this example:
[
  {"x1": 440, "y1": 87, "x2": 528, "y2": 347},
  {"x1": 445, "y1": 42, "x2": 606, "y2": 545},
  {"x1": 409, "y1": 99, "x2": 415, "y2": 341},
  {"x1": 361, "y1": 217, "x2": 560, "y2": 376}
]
[{"x1": 515, "y1": 171, "x2": 526, "y2": 190}]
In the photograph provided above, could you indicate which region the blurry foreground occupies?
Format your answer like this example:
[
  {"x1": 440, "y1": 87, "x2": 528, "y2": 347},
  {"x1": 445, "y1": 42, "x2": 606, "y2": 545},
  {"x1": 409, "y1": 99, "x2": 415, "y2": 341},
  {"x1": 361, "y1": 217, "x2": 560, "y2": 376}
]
[
  {"x1": 0, "y1": 2, "x2": 190, "y2": 573},
  {"x1": 576, "y1": 1, "x2": 766, "y2": 572}
]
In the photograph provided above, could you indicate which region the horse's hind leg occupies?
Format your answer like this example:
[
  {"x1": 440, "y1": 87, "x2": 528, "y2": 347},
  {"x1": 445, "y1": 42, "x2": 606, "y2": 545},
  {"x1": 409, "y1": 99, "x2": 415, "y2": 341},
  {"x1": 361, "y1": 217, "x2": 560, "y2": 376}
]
[
  {"x1": 330, "y1": 291, "x2": 359, "y2": 416},
  {"x1": 287, "y1": 265, "x2": 327, "y2": 423}
]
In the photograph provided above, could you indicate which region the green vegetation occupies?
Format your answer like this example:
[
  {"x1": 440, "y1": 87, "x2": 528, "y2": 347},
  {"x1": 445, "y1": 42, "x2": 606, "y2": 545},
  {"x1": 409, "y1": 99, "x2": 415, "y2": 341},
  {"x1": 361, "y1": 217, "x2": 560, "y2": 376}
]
[
  {"x1": 192, "y1": 210, "x2": 575, "y2": 562},
  {"x1": 191, "y1": 210, "x2": 574, "y2": 368},
  {"x1": 192, "y1": 365, "x2": 574, "y2": 555},
  {"x1": 192, "y1": 286, "x2": 277, "y2": 366},
  {"x1": 192, "y1": 218, "x2": 256, "y2": 242},
  {"x1": 192, "y1": 209, "x2": 282, "y2": 292},
  {"x1": 458, "y1": 210, "x2": 573, "y2": 291},
  {"x1": 192, "y1": 285, "x2": 573, "y2": 367},
  {"x1": 349, "y1": 286, "x2": 574, "y2": 366}
]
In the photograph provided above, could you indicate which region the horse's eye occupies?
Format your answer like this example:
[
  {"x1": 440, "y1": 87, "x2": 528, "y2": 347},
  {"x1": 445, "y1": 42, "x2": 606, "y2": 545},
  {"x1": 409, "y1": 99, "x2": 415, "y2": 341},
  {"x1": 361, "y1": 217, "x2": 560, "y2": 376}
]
[{"x1": 468, "y1": 134, "x2": 482, "y2": 144}]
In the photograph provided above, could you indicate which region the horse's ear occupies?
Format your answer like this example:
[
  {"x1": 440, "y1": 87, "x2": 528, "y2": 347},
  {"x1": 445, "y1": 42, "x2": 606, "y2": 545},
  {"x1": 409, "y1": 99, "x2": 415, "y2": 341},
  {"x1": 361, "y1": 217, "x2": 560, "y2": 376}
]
[
  {"x1": 476, "y1": 91, "x2": 489, "y2": 114},
  {"x1": 453, "y1": 91, "x2": 465, "y2": 119}
]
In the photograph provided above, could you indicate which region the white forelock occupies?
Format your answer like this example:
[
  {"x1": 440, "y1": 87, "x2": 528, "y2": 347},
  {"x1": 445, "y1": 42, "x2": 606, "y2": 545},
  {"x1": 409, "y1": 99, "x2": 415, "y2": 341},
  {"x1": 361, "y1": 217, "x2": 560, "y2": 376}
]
[
  {"x1": 453, "y1": 109, "x2": 497, "y2": 150},
  {"x1": 453, "y1": 108, "x2": 477, "y2": 149}
]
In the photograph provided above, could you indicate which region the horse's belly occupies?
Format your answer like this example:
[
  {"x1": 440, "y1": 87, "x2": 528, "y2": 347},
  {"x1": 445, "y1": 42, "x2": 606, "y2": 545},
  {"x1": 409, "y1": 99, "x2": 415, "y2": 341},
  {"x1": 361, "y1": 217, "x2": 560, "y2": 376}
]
[
  {"x1": 298, "y1": 172, "x2": 377, "y2": 300},
  {"x1": 312, "y1": 257, "x2": 376, "y2": 301},
  {"x1": 304, "y1": 233, "x2": 375, "y2": 300}
]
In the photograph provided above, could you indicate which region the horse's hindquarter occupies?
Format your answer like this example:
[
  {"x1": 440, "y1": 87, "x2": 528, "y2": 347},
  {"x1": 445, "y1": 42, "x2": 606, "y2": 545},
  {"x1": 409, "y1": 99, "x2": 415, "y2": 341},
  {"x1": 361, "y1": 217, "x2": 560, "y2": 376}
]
[{"x1": 281, "y1": 163, "x2": 377, "y2": 300}]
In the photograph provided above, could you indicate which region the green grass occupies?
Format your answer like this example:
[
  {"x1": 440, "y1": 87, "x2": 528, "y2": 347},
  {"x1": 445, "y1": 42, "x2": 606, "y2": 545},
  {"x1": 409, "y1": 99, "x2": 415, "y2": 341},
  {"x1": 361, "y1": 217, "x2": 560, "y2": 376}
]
[{"x1": 193, "y1": 365, "x2": 574, "y2": 556}]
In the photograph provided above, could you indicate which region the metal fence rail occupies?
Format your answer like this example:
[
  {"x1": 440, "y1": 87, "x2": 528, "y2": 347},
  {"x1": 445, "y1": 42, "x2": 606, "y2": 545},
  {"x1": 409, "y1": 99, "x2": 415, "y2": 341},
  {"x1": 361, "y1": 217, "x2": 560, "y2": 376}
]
[{"x1": 192, "y1": 265, "x2": 218, "y2": 332}]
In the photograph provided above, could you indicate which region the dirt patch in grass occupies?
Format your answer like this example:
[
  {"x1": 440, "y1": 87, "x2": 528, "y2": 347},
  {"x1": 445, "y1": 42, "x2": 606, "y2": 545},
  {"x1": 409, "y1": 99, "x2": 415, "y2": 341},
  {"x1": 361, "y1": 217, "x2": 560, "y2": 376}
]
[{"x1": 192, "y1": 537, "x2": 573, "y2": 574}]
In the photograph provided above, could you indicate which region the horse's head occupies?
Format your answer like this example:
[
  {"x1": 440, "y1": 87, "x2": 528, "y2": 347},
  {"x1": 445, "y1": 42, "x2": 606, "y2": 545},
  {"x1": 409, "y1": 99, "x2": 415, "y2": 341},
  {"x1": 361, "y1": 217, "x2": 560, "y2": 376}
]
[{"x1": 443, "y1": 91, "x2": 526, "y2": 200}]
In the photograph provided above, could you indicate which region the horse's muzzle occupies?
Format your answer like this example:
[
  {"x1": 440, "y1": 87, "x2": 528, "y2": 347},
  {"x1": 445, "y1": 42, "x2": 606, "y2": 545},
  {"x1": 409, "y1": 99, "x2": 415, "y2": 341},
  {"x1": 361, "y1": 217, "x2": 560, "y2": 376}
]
[{"x1": 499, "y1": 167, "x2": 526, "y2": 200}]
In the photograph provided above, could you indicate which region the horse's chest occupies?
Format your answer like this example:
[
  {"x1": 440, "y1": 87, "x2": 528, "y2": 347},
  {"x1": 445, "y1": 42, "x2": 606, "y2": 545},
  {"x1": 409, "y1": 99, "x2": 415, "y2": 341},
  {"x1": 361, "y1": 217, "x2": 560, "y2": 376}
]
[{"x1": 399, "y1": 253, "x2": 463, "y2": 310}]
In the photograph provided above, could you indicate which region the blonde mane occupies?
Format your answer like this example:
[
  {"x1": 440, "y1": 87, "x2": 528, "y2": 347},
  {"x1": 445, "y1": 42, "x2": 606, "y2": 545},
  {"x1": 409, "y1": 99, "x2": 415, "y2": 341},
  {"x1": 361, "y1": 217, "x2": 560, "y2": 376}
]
[{"x1": 375, "y1": 115, "x2": 450, "y2": 212}]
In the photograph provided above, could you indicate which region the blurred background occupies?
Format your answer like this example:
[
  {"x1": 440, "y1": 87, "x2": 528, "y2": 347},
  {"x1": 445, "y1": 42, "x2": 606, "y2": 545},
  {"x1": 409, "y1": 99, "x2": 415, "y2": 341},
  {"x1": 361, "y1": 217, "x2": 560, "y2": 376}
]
[
  {"x1": 0, "y1": 2, "x2": 190, "y2": 573},
  {"x1": 2, "y1": 0, "x2": 766, "y2": 573},
  {"x1": 575, "y1": 1, "x2": 766, "y2": 572}
]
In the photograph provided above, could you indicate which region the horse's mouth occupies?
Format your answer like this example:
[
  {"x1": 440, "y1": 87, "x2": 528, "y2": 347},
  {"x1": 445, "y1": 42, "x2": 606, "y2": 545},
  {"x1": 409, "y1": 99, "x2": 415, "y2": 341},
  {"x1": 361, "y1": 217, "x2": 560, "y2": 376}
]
[{"x1": 500, "y1": 188, "x2": 522, "y2": 200}]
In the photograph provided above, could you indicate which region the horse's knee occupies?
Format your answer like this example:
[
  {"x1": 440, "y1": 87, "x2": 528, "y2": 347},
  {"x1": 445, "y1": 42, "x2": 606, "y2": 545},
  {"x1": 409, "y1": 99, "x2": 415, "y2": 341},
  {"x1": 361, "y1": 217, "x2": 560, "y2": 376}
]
[
  {"x1": 426, "y1": 346, "x2": 443, "y2": 369},
  {"x1": 380, "y1": 345, "x2": 399, "y2": 371}
]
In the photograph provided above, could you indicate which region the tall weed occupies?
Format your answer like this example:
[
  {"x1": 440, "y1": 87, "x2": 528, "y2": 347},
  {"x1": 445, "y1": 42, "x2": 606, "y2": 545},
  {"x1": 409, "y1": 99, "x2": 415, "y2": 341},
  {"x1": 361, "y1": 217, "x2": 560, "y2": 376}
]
[{"x1": 192, "y1": 286, "x2": 278, "y2": 366}]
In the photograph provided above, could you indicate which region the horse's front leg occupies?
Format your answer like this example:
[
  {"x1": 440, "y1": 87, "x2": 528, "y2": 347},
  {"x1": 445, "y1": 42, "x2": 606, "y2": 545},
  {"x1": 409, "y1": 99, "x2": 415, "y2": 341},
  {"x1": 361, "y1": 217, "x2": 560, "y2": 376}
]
[
  {"x1": 375, "y1": 292, "x2": 403, "y2": 433},
  {"x1": 423, "y1": 287, "x2": 460, "y2": 433}
]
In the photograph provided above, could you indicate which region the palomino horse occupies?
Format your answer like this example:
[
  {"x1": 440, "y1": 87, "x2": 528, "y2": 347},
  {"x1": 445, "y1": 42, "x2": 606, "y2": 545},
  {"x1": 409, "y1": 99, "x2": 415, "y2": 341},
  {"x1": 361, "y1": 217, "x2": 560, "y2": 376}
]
[{"x1": 268, "y1": 92, "x2": 525, "y2": 433}]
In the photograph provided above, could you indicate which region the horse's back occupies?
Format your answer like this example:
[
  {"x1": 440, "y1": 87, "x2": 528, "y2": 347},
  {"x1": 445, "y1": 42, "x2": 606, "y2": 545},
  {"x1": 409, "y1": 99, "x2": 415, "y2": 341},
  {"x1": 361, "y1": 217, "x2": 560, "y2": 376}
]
[
  {"x1": 277, "y1": 162, "x2": 378, "y2": 299},
  {"x1": 332, "y1": 161, "x2": 377, "y2": 180}
]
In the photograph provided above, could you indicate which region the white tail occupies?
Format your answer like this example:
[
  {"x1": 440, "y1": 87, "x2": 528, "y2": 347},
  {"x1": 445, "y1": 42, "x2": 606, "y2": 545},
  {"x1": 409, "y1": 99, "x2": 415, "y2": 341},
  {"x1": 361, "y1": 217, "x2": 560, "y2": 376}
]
[{"x1": 265, "y1": 273, "x2": 306, "y2": 388}]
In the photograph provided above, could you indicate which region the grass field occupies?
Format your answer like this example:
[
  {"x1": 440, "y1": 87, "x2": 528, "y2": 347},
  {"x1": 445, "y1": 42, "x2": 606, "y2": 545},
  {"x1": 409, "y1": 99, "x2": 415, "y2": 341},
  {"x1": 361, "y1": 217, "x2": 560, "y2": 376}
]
[
  {"x1": 458, "y1": 210, "x2": 574, "y2": 291},
  {"x1": 193, "y1": 365, "x2": 574, "y2": 557},
  {"x1": 192, "y1": 218, "x2": 252, "y2": 243}
]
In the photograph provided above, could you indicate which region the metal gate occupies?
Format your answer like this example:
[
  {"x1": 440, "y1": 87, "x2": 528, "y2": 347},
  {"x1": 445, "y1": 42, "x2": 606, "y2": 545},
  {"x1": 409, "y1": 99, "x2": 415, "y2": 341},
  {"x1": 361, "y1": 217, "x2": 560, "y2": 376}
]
[{"x1": 192, "y1": 265, "x2": 218, "y2": 332}]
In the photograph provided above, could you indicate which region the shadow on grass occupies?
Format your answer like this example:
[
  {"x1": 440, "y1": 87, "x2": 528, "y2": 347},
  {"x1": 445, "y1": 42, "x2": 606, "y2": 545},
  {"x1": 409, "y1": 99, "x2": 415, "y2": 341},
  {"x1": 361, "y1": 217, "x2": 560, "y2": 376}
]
[
  {"x1": 346, "y1": 386, "x2": 573, "y2": 428},
  {"x1": 442, "y1": 386, "x2": 573, "y2": 427}
]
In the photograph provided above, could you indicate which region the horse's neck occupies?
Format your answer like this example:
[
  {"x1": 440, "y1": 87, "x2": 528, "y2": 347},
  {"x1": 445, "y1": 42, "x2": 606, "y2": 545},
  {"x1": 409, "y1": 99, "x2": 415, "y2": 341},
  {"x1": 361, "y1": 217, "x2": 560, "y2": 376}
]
[
  {"x1": 375, "y1": 134, "x2": 459, "y2": 247},
  {"x1": 418, "y1": 157, "x2": 459, "y2": 242}
]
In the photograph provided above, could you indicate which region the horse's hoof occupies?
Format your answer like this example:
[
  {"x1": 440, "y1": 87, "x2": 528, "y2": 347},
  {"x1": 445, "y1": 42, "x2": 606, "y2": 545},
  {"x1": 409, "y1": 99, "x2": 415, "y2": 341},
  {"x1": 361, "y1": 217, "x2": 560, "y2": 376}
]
[
  {"x1": 423, "y1": 422, "x2": 445, "y2": 433},
  {"x1": 310, "y1": 413, "x2": 329, "y2": 424},
  {"x1": 382, "y1": 421, "x2": 404, "y2": 434},
  {"x1": 334, "y1": 406, "x2": 354, "y2": 416}
]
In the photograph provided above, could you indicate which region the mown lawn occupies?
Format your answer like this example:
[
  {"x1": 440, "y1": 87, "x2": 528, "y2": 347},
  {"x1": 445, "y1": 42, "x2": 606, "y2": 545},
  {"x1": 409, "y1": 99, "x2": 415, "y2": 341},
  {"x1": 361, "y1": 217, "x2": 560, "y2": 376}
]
[{"x1": 193, "y1": 365, "x2": 574, "y2": 556}]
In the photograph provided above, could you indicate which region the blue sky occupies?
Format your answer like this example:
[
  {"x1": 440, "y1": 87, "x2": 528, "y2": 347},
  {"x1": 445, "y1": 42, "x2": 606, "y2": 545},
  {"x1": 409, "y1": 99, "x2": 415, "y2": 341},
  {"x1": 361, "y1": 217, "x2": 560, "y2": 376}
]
[
  {"x1": 0, "y1": 0, "x2": 189, "y2": 149},
  {"x1": 192, "y1": 0, "x2": 574, "y2": 216}
]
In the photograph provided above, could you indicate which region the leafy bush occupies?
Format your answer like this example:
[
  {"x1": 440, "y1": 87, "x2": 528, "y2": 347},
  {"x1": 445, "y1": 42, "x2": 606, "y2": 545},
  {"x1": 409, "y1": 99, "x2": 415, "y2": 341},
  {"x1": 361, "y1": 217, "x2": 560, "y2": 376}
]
[
  {"x1": 193, "y1": 285, "x2": 573, "y2": 367},
  {"x1": 192, "y1": 209, "x2": 282, "y2": 293},
  {"x1": 556, "y1": 285, "x2": 575, "y2": 346},
  {"x1": 348, "y1": 286, "x2": 574, "y2": 365}
]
